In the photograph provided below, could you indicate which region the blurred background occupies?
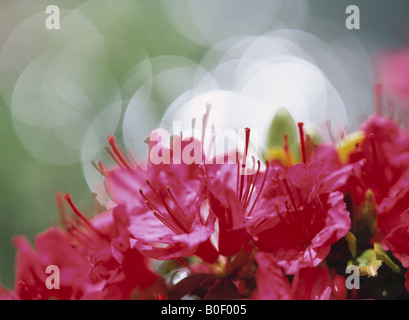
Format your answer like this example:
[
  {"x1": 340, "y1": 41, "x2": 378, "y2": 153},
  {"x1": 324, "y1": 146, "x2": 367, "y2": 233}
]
[{"x1": 0, "y1": 0, "x2": 408, "y2": 289}]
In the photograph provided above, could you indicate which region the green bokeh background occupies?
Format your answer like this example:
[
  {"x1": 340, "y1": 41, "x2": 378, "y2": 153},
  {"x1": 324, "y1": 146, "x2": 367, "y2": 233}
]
[{"x1": 0, "y1": 0, "x2": 408, "y2": 289}]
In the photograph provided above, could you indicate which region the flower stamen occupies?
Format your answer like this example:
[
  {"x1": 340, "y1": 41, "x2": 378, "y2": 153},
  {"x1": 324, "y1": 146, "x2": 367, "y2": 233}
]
[
  {"x1": 64, "y1": 194, "x2": 104, "y2": 237},
  {"x1": 368, "y1": 133, "x2": 386, "y2": 197},
  {"x1": 297, "y1": 122, "x2": 307, "y2": 165},
  {"x1": 246, "y1": 161, "x2": 269, "y2": 217},
  {"x1": 140, "y1": 182, "x2": 190, "y2": 234},
  {"x1": 107, "y1": 135, "x2": 133, "y2": 169}
]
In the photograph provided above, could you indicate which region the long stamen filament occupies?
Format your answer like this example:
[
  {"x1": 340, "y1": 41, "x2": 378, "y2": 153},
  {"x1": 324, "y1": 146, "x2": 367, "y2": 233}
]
[
  {"x1": 247, "y1": 161, "x2": 269, "y2": 217},
  {"x1": 297, "y1": 122, "x2": 307, "y2": 165},
  {"x1": 107, "y1": 135, "x2": 132, "y2": 169}
]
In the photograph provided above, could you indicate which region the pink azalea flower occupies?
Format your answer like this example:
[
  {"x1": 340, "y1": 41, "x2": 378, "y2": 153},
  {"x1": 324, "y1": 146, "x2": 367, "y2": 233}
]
[
  {"x1": 204, "y1": 146, "x2": 270, "y2": 257},
  {"x1": 62, "y1": 194, "x2": 160, "y2": 299},
  {"x1": 104, "y1": 135, "x2": 218, "y2": 263},
  {"x1": 7, "y1": 99, "x2": 409, "y2": 299}
]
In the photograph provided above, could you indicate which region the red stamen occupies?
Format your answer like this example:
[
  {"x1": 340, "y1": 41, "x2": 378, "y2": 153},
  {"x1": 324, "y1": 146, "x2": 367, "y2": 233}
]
[
  {"x1": 242, "y1": 157, "x2": 257, "y2": 210},
  {"x1": 284, "y1": 182, "x2": 309, "y2": 238},
  {"x1": 55, "y1": 193, "x2": 68, "y2": 230},
  {"x1": 284, "y1": 201, "x2": 295, "y2": 225},
  {"x1": 368, "y1": 133, "x2": 386, "y2": 197},
  {"x1": 223, "y1": 190, "x2": 234, "y2": 227},
  {"x1": 167, "y1": 186, "x2": 187, "y2": 220},
  {"x1": 243, "y1": 127, "x2": 251, "y2": 161},
  {"x1": 274, "y1": 203, "x2": 292, "y2": 227},
  {"x1": 105, "y1": 146, "x2": 121, "y2": 166},
  {"x1": 91, "y1": 160, "x2": 108, "y2": 176},
  {"x1": 67, "y1": 226, "x2": 101, "y2": 249},
  {"x1": 283, "y1": 200, "x2": 306, "y2": 241},
  {"x1": 145, "y1": 180, "x2": 182, "y2": 225},
  {"x1": 142, "y1": 182, "x2": 189, "y2": 234},
  {"x1": 236, "y1": 152, "x2": 240, "y2": 198},
  {"x1": 139, "y1": 189, "x2": 160, "y2": 211},
  {"x1": 153, "y1": 210, "x2": 181, "y2": 234},
  {"x1": 247, "y1": 161, "x2": 269, "y2": 217},
  {"x1": 65, "y1": 194, "x2": 91, "y2": 225},
  {"x1": 139, "y1": 189, "x2": 181, "y2": 234},
  {"x1": 242, "y1": 159, "x2": 258, "y2": 210},
  {"x1": 107, "y1": 135, "x2": 132, "y2": 169},
  {"x1": 239, "y1": 128, "x2": 251, "y2": 201},
  {"x1": 282, "y1": 178, "x2": 299, "y2": 216},
  {"x1": 64, "y1": 194, "x2": 107, "y2": 239},
  {"x1": 297, "y1": 123, "x2": 307, "y2": 165},
  {"x1": 276, "y1": 172, "x2": 307, "y2": 239}
]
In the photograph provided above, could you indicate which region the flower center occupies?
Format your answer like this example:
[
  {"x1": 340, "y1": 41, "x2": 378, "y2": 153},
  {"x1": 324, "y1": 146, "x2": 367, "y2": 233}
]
[{"x1": 274, "y1": 174, "x2": 312, "y2": 244}]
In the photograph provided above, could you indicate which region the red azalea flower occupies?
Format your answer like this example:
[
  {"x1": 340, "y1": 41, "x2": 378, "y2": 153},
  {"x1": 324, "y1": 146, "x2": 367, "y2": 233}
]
[
  {"x1": 248, "y1": 162, "x2": 351, "y2": 274},
  {"x1": 346, "y1": 115, "x2": 409, "y2": 235},
  {"x1": 203, "y1": 129, "x2": 270, "y2": 257},
  {"x1": 253, "y1": 252, "x2": 331, "y2": 300},
  {"x1": 62, "y1": 194, "x2": 160, "y2": 300},
  {"x1": 312, "y1": 114, "x2": 409, "y2": 238},
  {"x1": 6, "y1": 227, "x2": 101, "y2": 300},
  {"x1": 104, "y1": 135, "x2": 218, "y2": 263},
  {"x1": 204, "y1": 158, "x2": 269, "y2": 256}
]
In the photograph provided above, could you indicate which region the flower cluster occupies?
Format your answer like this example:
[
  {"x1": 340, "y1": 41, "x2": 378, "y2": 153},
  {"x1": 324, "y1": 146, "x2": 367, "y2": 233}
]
[{"x1": 2, "y1": 92, "x2": 409, "y2": 300}]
